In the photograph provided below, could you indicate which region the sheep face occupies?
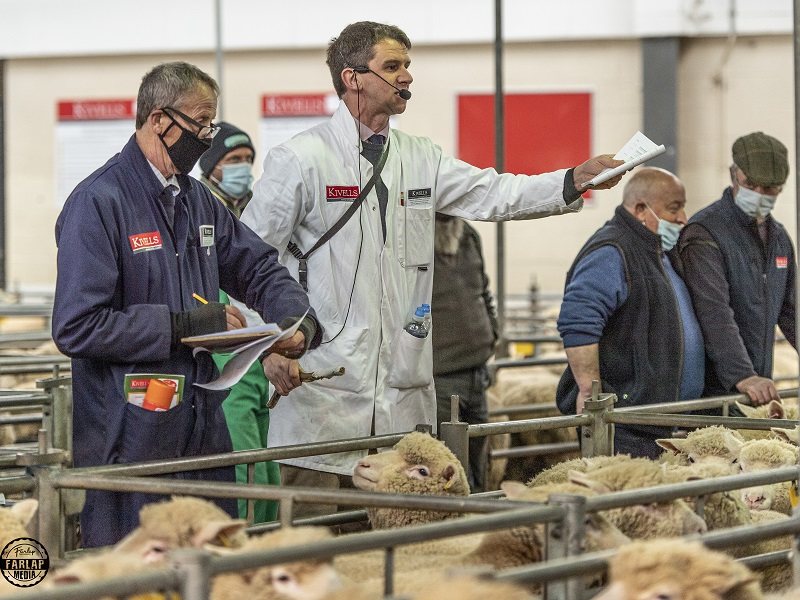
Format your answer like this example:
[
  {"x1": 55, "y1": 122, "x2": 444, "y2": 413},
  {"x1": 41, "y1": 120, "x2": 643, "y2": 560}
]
[
  {"x1": 501, "y1": 481, "x2": 630, "y2": 552},
  {"x1": 210, "y1": 527, "x2": 340, "y2": 600},
  {"x1": 353, "y1": 433, "x2": 470, "y2": 529},
  {"x1": 657, "y1": 427, "x2": 744, "y2": 474},
  {"x1": 567, "y1": 466, "x2": 708, "y2": 539},
  {"x1": 46, "y1": 553, "x2": 177, "y2": 600},
  {"x1": 738, "y1": 439, "x2": 797, "y2": 513},
  {"x1": 114, "y1": 496, "x2": 247, "y2": 561}
]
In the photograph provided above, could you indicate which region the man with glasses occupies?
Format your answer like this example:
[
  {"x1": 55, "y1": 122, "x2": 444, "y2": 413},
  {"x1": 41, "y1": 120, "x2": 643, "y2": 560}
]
[
  {"x1": 53, "y1": 61, "x2": 321, "y2": 546},
  {"x1": 680, "y1": 131, "x2": 797, "y2": 407}
]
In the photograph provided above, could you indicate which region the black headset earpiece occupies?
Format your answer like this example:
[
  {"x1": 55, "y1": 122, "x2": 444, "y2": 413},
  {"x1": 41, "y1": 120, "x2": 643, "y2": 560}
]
[{"x1": 352, "y1": 65, "x2": 370, "y2": 74}]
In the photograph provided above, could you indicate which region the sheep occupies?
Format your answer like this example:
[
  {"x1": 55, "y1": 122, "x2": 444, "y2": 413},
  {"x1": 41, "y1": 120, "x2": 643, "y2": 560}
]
[
  {"x1": 488, "y1": 367, "x2": 579, "y2": 483},
  {"x1": 325, "y1": 573, "x2": 538, "y2": 600},
  {"x1": 114, "y1": 496, "x2": 247, "y2": 560},
  {"x1": 409, "y1": 573, "x2": 539, "y2": 600},
  {"x1": 771, "y1": 426, "x2": 800, "y2": 446},
  {"x1": 484, "y1": 385, "x2": 510, "y2": 491},
  {"x1": 566, "y1": 460, "x2": 708, "y2": 539},
  {"x1": 211, "y1": 526, "x2": 340, "y2": 600},
  {"x1": 472, "y1": 481, "x2": 630, "y2": 565},
  {"x1": 338, "y1": 479, "x2": 627, "y2": 596},
  {"x1": 593, "y1": 538, "x2": 763, "y2": 600},
  {"x1": 42, "y1": 552, "x2": 175, "y2": 600},
  {"x1": 352, "y1": 432, "x2": 470, "y2": 529},
  {"x1": 336, "y1": 480, "x2": 629, "y2": 590},
  {"x1": 738, "y1": 438, "x2": 798, "y2": 514},
  {"x1": 663, "y1": 462, "x2": 792, "y2": 592},
  {"x1": 771, "y1": 340, "x2": 799, "y2": 390},
  {"x1": 528, "y1": 454, "x2": 637, "y2": 487},
  {"x1": 735, "y1": 400, "x2": 798, "y2": 441},
  {"x1": 656, "y1": 426, "x2": 744, "y2": 473},
  {"x1": 0, "y1": 498, "x2": 37, "y2": 546},
  {"x1": 0, "y1": 499, "x2": 38, "y2": 596}
]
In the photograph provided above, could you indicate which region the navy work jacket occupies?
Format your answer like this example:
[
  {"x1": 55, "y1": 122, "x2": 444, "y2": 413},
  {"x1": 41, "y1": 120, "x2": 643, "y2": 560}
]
[{"x1": 52, "y1": 135, "x2": 315, "y2": 546}]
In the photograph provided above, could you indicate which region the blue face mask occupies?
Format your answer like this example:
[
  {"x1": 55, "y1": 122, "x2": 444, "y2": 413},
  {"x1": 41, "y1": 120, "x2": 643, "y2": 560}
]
[
  {"x1": 734, "y1": 186, "x2": 777, "y2": 218},
  {"x1": 646, "y1": 205, "x2": 683, "y2": 252},
  {"x1": 217, "y1": 163, "x2": 254, "y2": 199}
]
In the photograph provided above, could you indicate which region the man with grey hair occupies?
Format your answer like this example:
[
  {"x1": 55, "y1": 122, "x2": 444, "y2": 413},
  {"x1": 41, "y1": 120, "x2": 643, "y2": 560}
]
[
  {"x1": 53, "y1": 61, "x2": 321, "y2": 546},
  {"x1": 680, "y1": 131, "x2": 797, "y2": 406},
  {"x1": 556, "y1": 167, "x2": 705, "y2": 458},
  {"x1": 243, "y1": 20, "x2": 625, "y2": 511}
]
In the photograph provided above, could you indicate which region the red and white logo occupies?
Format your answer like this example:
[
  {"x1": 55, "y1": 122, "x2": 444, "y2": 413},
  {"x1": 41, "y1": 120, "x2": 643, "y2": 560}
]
[
  {"x1": 776, "y1": 256, "x2": 788, "y2": 269},
  {"x1": 129, "y1": 231, "x2": 163, "y2": 253},
  {"x1": 326, "y1": 186, "x2": 359, "y2": 202}
]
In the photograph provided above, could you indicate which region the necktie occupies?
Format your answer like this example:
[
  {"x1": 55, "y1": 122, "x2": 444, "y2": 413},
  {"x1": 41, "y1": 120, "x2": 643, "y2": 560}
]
[
  {"x1": 162, "y1": 185, "x2": 178, "y2": 229},
  {"x1": 361, "y1": 134, "x2": 388, "y2": 242}
]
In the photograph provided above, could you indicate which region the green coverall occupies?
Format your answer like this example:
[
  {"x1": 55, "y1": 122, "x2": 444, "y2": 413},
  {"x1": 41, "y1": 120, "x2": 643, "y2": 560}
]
[{"x1": 214, "y1": 291, "x2": 280, "y2": 522}]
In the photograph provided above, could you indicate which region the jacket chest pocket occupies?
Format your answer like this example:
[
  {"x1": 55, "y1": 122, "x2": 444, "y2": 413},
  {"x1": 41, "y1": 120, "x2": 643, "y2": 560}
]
[{"x1": 396, "y1": 197, "x2": 433, "y2": 268}]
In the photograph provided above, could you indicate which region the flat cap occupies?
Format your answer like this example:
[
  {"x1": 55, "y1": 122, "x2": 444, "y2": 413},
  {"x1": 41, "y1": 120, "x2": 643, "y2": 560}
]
[{"x1": 732, "y1": 131, "x2": 789, "y2": 187}]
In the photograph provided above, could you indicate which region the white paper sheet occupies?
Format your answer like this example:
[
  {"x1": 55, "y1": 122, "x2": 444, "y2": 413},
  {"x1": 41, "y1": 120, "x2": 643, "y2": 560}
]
[
  {"x1": 585, "y1": 131, "x2": 666, "y2": 188},
  {"x1": 194, "y1": 310, "x2": 309, "y2": 391}
]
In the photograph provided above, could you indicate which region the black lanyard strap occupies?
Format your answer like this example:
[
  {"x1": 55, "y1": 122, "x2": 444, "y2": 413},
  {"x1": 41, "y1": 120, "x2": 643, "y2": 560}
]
[{"x1": 288, "y1": 139, "x2": 391, "y2": 291}]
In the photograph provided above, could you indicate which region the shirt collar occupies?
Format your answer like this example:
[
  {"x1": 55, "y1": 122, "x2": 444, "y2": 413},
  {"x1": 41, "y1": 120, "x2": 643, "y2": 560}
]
[
  {"x1": 358, "y1": 120, "x2": 389, "y2": 142},
  {"x1": 147, "y1": 161, "x2": 181, "y2": 195}
]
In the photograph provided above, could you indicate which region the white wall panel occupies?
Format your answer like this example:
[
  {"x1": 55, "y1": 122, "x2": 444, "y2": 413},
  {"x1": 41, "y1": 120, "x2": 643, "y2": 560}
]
[{"x1": 0, "y1": 0, "x2": 793, "y2": 58}]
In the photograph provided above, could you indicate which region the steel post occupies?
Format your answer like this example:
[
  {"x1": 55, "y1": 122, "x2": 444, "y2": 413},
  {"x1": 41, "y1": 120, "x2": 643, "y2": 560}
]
[
  {"x1": 439, "y1": 395, "x2": 469, "y2": 471},
  {"x1": 581, "y1": 393, "x2": 615, "y2": 457}
]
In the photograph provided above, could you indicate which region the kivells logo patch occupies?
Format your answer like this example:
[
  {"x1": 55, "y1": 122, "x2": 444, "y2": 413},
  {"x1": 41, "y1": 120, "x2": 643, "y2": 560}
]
[
  {"x1": 326, "y1": 186, "x2": 359, "y2": 202},
  {"x1": 129, "y1": 231, "x2": 163, "y2": 253},
  {"x1": 1, "y1": 537, "x2": 49, "y2": 588}
]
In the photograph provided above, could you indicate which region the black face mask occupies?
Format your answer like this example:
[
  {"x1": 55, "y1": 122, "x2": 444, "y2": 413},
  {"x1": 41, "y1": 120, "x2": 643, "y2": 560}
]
[{"x1": 158, "y1": 115, "x2": 211, "y2": 174}]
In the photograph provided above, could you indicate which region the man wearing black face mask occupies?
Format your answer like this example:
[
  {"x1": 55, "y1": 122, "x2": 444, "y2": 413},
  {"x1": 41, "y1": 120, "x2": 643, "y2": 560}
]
[{"x1": 52, "y1": 61, "x2": 322, "y2": 547}]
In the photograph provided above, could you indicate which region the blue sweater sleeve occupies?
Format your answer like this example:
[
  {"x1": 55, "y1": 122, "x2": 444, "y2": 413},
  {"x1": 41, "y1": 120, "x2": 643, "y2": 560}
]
[{"x1": 557, "y1": 245, "x2": 628, "y2": 348}]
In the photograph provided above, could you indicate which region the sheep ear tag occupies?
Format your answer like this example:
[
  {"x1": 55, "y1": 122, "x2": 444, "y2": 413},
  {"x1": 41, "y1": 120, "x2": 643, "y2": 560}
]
[{"x1": 790, "y1": 481, "x2": 799, "y2": 508}]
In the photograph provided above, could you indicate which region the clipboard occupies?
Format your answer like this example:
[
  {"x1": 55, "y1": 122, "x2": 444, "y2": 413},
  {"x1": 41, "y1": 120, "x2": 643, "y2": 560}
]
[{"x1": 181, "y1": 323, "x2": 280, "y2": 350}]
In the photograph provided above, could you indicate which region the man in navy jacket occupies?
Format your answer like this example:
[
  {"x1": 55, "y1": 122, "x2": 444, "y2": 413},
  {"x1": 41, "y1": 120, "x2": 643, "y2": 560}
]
[
  {"x1": 679, "y1": 132, "x2": 796, "y2": 406},
  {"x1": 53, "y1": 62, "x2": 321, "y2": 547}
]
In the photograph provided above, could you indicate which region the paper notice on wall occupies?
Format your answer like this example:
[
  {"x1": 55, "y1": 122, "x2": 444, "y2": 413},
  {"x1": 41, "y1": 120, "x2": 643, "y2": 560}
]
[{"x1": 55, "y1": 99, "x2": 136, "y2": 207}]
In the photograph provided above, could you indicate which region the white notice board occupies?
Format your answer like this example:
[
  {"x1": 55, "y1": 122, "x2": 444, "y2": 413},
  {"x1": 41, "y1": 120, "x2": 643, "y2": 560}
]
[
  {"x1": 55, "y1": 99, "x2": 135, "y2": 207},
  {"x1": 258, "y1": 93, "x2": 338, "y2": 156}
]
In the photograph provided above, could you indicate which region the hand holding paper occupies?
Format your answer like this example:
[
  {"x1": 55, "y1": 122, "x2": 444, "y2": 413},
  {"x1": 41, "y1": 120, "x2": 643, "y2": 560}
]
[
  {"x1": 581, "y1": 131, "x2": 666, "y2": 189},
  {"x1": 194, "y1": 310, "x2": 309, "y2": 391}
]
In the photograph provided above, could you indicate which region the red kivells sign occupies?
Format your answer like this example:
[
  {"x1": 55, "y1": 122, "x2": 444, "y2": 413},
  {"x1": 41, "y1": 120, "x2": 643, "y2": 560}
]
[
  {"x1": 58, "y1": 99, "x2": 136, "y2": 121},
  {"x1": 261, "y1": 94, "x2": 332, "y2": 117}
]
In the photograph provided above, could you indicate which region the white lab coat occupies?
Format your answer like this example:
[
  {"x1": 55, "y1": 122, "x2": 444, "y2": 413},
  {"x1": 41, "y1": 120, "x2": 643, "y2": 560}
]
[{"x1": 241, "y1": 101, "x2": 580, "y2": 474}]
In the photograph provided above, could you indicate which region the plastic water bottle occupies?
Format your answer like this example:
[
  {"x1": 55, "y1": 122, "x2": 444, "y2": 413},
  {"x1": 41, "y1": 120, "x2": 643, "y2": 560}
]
[
  {"x1": 404, "y1": 306, "x2": 429, "y2": 339},
  {"x1": 421, "y1": 303, "x2": 432, "y2": 332}
]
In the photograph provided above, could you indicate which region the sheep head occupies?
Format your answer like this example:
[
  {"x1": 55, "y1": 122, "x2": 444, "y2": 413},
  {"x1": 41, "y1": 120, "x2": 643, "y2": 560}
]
[
  {"x1": 46, "y1": 552, "x2": 177, "y2": 600},
  {"x1": 501, "y1": 481, "x2": 630, "y2": 552},
  {"x1": 657, "y1": 426, "x2": 744, "y2": 473},
  {"x1": 593, "y1": 539, "x2": 762, "y2": 600},
  {"x1": 210, "y1": 526, "x2": 340, "y2": 600},
  {"x1": 353, "y1": 432, "x2": 469, "y2": 529},
  {"x1": 567, "y1": 462, "x2": 708, "y2": 539},
  {"x1": 114, "y1": 496, "x2": 247, "y2": 562}
]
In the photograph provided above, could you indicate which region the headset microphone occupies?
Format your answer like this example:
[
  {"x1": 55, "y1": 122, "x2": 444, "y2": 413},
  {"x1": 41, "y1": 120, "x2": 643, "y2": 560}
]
[{"x1": 353, "y1": 65, "x2": 412, "y2": 100}]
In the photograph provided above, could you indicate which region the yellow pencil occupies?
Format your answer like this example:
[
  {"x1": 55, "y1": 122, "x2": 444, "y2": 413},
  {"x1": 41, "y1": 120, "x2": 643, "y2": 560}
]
[{"x1": 192, "y1": 293, "x2": 209, "y2": 305}]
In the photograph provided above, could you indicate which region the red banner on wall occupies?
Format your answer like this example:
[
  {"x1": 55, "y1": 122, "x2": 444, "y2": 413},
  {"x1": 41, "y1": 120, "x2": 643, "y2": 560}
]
[
  {"x1": 57, "y1": 99, "x2": 136, "y2": 121},
  {"x1": 457, "y1": 93, "x2": 591, "y2": 176}
]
